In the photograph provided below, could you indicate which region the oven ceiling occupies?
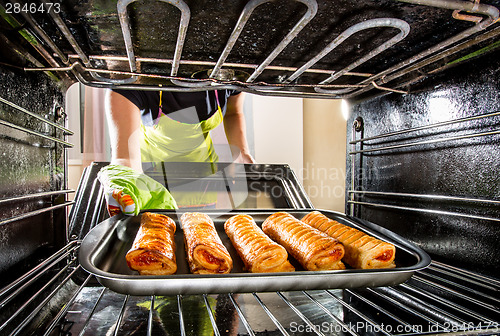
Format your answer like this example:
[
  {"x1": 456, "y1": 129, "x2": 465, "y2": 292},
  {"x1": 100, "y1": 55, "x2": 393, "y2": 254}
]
[{"x1": 1, "y1": 0, "x2": 499, "y2": 100}]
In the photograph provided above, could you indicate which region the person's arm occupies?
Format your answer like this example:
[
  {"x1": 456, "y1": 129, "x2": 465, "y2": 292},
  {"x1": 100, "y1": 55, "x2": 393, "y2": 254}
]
[
  {"x1": 99, "y1": 90, "x2": 177, "y2": 216},
  {"x1": 223, "y1": 93, "x2": 256, "y2": 163},
  {"x1": 105, "y1": 90, "x2": 143, "y2": 172}
]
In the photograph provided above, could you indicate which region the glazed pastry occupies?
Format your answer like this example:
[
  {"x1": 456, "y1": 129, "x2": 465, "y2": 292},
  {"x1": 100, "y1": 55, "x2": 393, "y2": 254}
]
[
  {"x1": 224, "y1": 214, "x2": 295, "y2": 273},
  {"x1": 301, "y1": 211, "x2": 396, "y2": 269},
  {"x1": 181, "y1": 212, "x2": 233, "y2": 274},
  {"x1": 262, "y1": 212, "x2": 345, "y2": 271},
  {"x1": 125, "y1": 212, "x2": 177, "y2": 275}
]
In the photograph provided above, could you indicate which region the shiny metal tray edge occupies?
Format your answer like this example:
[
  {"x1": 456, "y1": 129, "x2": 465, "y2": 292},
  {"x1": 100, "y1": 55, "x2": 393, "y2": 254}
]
[{"x1": 79, "y1": 209, "x2": 431, "y2": 295}]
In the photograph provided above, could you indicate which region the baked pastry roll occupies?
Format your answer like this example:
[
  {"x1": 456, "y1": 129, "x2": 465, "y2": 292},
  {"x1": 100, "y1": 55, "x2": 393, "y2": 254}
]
[
  {"x1": 181, "y1": 212, "x2": 233, "y2": 274},
  {"x1": 262, "y1": 212, "x2": 345, "y2": 271},
  {"x1": 301, "y1": 211, "x2": 396, "y2": 269},
  {"x1": 224, "y1": 214, "x2": 295, "y2": 273},
  {"x1": 126, "y1": 212, "x2": 177, "y2": 275}
]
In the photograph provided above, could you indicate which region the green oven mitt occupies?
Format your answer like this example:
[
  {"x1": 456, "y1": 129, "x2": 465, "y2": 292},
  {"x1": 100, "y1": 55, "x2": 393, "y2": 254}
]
[{"x1": 97, "y1": 164, "x2": 177, "y2": 216}]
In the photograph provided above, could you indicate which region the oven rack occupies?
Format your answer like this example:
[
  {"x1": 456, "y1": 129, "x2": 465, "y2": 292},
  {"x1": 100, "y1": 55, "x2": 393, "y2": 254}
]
[
  {"x1": 0, "y1": 95, "x2": 73, "y2": 147},
  {"x1": 0, "y1": 241, "x2": 498, "y2": 335},
  {"x1": 348, "y1": 110, "x2": 500, "y2": 222},
  {"x1": 6, "y1": 0, "x2": 499, "y2": 98},
  {"x1": 0, "y1": 241, "x2": 84, "y2": 336}
]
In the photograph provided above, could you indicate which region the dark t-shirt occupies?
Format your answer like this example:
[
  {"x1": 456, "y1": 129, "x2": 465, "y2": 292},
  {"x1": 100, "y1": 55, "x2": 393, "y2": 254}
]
[{"x1": 113, "y1": 89, "x2": 240, "y2": 127}]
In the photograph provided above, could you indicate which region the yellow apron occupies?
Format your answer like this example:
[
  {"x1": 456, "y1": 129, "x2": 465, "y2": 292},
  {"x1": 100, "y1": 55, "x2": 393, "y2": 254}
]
[{"x1": 140, "y1": 91, "x2": 223, "y2": 208}]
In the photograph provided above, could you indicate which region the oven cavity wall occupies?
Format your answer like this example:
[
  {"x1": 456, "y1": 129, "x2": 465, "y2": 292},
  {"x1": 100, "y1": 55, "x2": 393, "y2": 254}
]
[
  {"x1": 346, "y1": 49, "x2": 500, "y2": 277},
  {"x1": 0, "y1": 62, "x2": 70, "y2": 278}
]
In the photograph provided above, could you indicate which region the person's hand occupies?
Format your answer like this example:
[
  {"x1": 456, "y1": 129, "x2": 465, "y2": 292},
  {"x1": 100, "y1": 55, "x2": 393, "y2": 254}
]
[
  {"x1": 97, "y1": 164, "x2": 177, "y2": 216},
  {"x1": 236, "y1": 151, "x2": 256, "y2": 164}
]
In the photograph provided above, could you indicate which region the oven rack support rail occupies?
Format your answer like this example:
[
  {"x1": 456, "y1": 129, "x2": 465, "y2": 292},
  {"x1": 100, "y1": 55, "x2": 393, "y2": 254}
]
[
  {"x1": 0, "y1": 94, "x2": 75, "y2": 232},
  {"x1": 348, "y1": 110, "x2": 500, "y2": 222},
  {"x1": 0, "y1": 241, "x2": 498, "y2": 335},
  {"x1": 5, "y1": 0, "x2": 499, "y2": 98},
  {"x1": 0, "y1": 96, "x2": 73, "y2": 147}
]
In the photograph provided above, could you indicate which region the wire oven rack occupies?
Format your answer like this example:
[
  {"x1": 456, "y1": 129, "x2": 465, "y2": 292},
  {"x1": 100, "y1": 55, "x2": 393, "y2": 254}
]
[{"x1": 0, "y1": 241, "x2": 498, "y2": 336}]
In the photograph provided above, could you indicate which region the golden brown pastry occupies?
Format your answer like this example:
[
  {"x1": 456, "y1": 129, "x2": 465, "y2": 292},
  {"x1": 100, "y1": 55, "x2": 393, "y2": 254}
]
[
  {"x1": 181, "y1": 212, "x2": 233, "y2": 274},
  {"x1": 262, "y1": 212, "x2": 345, "y2": 271},
  {"x1": 301, "y1": 211, "x2": 396, "y2": 269},
  {"x1": 125, "y1": 212, "x2": 177, "y2": 275},
  {"x1": 224, "y1": 214, "x2": 295, "y2": 273}
]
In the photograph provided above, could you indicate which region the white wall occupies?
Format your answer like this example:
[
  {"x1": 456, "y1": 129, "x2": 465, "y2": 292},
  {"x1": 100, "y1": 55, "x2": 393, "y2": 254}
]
[
  {"x1": 65, "y1": 83, "x2": 84, "y2": 200},
  {"x1": 303, "y1": 99, "x2": 347, "y2": 212},
  {"x1": 251, "y1": 94, "x2": 304, "y2": 181}
]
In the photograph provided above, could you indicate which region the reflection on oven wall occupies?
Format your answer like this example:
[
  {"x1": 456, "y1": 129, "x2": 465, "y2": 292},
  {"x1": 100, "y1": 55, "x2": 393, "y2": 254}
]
[{"x1": 65, "y1": 86, "x2": 348, "y2": 211}]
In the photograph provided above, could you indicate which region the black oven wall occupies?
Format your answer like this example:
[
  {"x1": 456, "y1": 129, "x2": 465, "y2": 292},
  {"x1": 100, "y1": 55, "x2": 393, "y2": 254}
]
[
  {"x1": 347, "y1": 49, "x2": 500, "y2": 277},
  {"x1": 0, "y1": 64, "x2": 68, "y2": 277}
]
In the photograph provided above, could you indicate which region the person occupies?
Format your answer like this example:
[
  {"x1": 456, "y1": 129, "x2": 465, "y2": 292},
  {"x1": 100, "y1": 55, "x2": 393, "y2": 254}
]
[{"x1": 97, "y1": 89, "x2": 255, "y2": 216}]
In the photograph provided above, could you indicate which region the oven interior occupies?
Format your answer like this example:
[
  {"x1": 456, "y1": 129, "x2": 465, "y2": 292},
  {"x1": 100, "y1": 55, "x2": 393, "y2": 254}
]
[{"x1": 0, "y1": 0, "x2": 499, "y2": 335}]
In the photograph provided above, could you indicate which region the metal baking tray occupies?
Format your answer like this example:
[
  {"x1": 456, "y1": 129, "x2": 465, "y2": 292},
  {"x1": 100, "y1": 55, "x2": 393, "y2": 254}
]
[{"x1": 79, "y1": 209, "x2": 431, "y2": 295}]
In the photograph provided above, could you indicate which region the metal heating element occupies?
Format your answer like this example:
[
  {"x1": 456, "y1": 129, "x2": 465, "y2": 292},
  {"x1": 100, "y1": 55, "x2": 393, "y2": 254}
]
[
  {"x1": 1, "y1": 243, "x2": 498, "y2": 335},
  {"x1": 10, "y1": 0, "x2": 500, "y2": 98}
]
